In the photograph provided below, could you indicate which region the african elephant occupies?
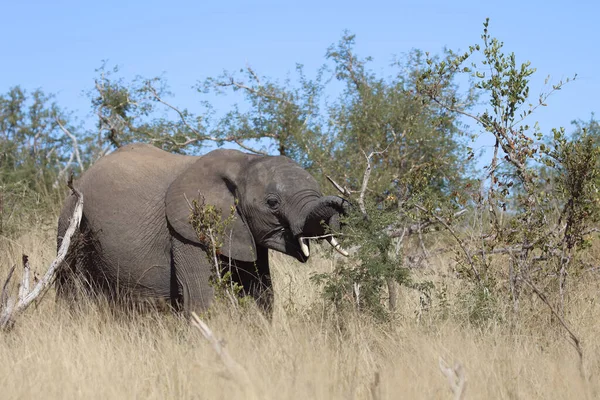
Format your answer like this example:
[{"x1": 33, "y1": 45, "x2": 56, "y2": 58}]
[{"x1": 56, "y1": 143, "x2": 348, "y2": 317}]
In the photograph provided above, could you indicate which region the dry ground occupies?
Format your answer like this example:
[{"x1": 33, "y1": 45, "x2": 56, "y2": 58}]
[{"x1": 0, "y1": 226, "x2": 599, "y2": 399}]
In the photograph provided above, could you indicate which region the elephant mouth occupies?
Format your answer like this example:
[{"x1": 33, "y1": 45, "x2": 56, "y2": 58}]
[
  {"x1": 261, "y1": 228, "x2": 310, "y2": 263},
  {"x1": 290, "y1": 233, "x2": 347, "y2": 263},
  {"x1": 295, "y1": 195, "x2": 350, "y2": 259},
  {"x1": 297, "y1": 235, "x2": 348, "y2": 258},
  {"x1": 265, "y1": 227, "x2": 347, "y2": 263},
  {"x1": 262, "y1": 195, "x2": 350, "y2": 262}
]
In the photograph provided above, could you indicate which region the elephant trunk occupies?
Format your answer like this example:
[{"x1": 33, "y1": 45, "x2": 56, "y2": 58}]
[{"x1": 295, "y1": 195, "x2": 350, "y2": 257}]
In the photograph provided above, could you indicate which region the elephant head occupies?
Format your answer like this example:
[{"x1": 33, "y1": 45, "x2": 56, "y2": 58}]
[{"x1": 165, "y1": 149, "x2": 348, "y2": 263}]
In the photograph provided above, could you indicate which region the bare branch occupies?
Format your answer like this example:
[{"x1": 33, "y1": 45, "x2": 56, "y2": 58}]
[
  {"x1": 386, "y1": 209, "x2": 467, "y2": 238},
  {"x1": 416, "y1": 205, "x2": 481, "y2": 284},
  {"x1": 357, "y1": 144, "x2": 393, "y2": 216},
  {"x1": 17, "y1": 255, "x2": 30, "y2": 303},
  {"x1": 521, "y1": 276, "x2": 584, "y2": 367},
  {"x1": 439, "y1": 357, "x2": 467, "y2": 400},
  {"x1": 326, "y1": 175, "x2": 352, "y2": 197},
  {"x1": 358, "y1": 150, "x2": 375, "y2": 216},
  {"x1": 190, "y1": 312, "x2": 255, "y2": 396},
  {"x1": 146, "y1": 84, "x2": 203, "y2": 137},
  {"x1": 55, "y1": 117, "x2": 84, "y2": 172},
  {"x1": 231, "y1": 139, "x2": 268, "y2": 156}
]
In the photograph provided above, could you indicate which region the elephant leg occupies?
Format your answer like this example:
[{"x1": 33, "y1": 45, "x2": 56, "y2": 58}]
[
  {"x1": 171, "y1": 236, "x2": 214, "y2": 317},
  {"x1": 231, "y1": 246, "x2": 273, "y2": 318},
  {"x1": 253, "y1": 246, "x2": 273, "y2": 317}
]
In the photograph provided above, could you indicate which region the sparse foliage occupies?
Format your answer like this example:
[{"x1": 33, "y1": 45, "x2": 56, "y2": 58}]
[
  {"x1": 188, "y1": 197, "x2": 249, "y2": 309},
  {"x1": 416, "y1": 19, "x2": 599, "y2": 373}
]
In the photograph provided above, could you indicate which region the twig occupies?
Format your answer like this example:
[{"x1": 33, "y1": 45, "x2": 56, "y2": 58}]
[
  {"x1": 326, "y1": 175, "x2": 352, "y2": 197},
  {"x1": 55, "y1": 117, "x2": 84, "y2": 172},
  {"x1": 439, "y1": 357, "x2": 467, "y2": 400},
  {"x1": 190, "y1": 312, "x2": 255, "y2": 396},
  {"x1": 0, "y1": 266, "x2": 15, "y2": 310},
  {"x1": 521, "y1": 276, "x2": 584, "y2": 368},
  {"x1": 416, "y1": 205, "x2": 481, "y2": 284},
  {"x1": 387, "y1": 209, "x2": 467, "y2": 238},
  {"x1": 146, "y1": 83, "x2": 269, "y2": 155},
  {"x1": 217, "y1": 74, "x2": 295, "y2": 106}
]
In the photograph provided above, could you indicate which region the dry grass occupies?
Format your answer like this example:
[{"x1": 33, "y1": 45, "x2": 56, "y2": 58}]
[{"x1": 1, "y1": 226, "x2": 600, "y2": 399}]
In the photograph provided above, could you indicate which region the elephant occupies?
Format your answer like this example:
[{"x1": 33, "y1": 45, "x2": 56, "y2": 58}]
[{"x1": 56, "y1": 143, "x2": 348, "y2": 317}]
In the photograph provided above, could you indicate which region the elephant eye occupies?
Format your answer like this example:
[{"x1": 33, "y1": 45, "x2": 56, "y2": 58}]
[{"x1": 266, "y1": 197, "x2": 280, "y2": 210}]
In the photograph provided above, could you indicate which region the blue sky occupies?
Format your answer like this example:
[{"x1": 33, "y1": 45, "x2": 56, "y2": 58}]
[{"x1": 1, "y1": 0, "x2": 598, "y2": 160}]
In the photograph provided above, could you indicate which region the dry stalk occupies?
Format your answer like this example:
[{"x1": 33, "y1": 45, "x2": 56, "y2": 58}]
[
  {"x1": 416, "y1": 205, "x2": 482, "y2": 285},
  {"x1": 190, "y1": 312, "x2": 255, "y2": 398},
  {"x1": 439, "y1": 357, "x2": 467, "y2": 400},
  {"x1": 521, "y1": 277, "x2": 586, "y2": 376},
  {"x1": 0, "y1": 179, "x2": 83, "y2": 330},
  {"x1": 0, "y1": 266, "x2": 16, "y2": 313}
]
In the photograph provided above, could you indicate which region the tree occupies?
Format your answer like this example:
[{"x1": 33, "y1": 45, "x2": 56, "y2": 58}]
[
  {"x1": 0, "y1": 86, "x2": 84, "y2": 234},
  {"x1": 416, "y1": 18, "x2": 599, "y2": 333}
]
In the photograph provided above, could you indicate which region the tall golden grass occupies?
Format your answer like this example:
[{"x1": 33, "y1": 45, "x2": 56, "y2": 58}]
[{"x1": 1, "y1": 226, "x2": 599, "y2": 399}]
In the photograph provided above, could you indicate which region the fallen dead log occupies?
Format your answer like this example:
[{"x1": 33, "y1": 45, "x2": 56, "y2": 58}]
[{"x1": 0, "y1": 179, "x2": 83, "y2": 330}]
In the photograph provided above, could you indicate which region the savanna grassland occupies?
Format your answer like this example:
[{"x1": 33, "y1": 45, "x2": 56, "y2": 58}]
[
  {"x1": 2, "y1": 19, "x2": 600, "y2": 400},
  {"x1": 1, "y1": 224, "x2": 599, "y2": 400}
]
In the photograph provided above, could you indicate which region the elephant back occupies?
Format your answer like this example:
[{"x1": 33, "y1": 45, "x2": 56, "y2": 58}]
[{"x1": 72, "y1": 143, "x2": 195, "y2": 287}]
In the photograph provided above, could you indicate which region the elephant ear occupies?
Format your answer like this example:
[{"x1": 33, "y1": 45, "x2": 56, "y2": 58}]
[{"x1": 165, "y1": 154, "x2": 256, "y2": 262}]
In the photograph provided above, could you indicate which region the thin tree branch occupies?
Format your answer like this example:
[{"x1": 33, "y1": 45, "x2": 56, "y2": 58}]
[
  {"x1": 326, "y1": 175, "x2": 352, "y2": 197},
  {"x1": 415, "y1": 205, "x2": 481, "y2": 284},
  {"x1": 55, "y1": 117, "x2": 84, "y2": 173},
  {"x1": 146, "y1": 83, "x2": 269, "y2": 155},
  {"x1": 386, "y1": 209, "x2": 467, "y2": 238},
  {"x1": 521, "y1": 276, "x2": 584, "y2": 370}
]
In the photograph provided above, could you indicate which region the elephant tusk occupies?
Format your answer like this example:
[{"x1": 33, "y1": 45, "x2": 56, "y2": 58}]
[
  {"x1": 326, "y1": 236, "x2": 349, "y2": 257},
  {"x1": 298, "y1": 237, "x2": 310, "y2": 258}
]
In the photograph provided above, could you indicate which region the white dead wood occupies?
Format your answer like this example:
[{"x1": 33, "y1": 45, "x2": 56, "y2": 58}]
[
  {"x1": 439, "y1": 357, "x2": 467, "y2": 400},
  {"x1": 190, "y1": 312, "x2": 255, "y2": 398},
  {"x1": 326, "y1": 175, "x2": 352, "y2": 197},
  {"x1": 0, "y1": 179, "x2": 83, "y2": 330}
]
